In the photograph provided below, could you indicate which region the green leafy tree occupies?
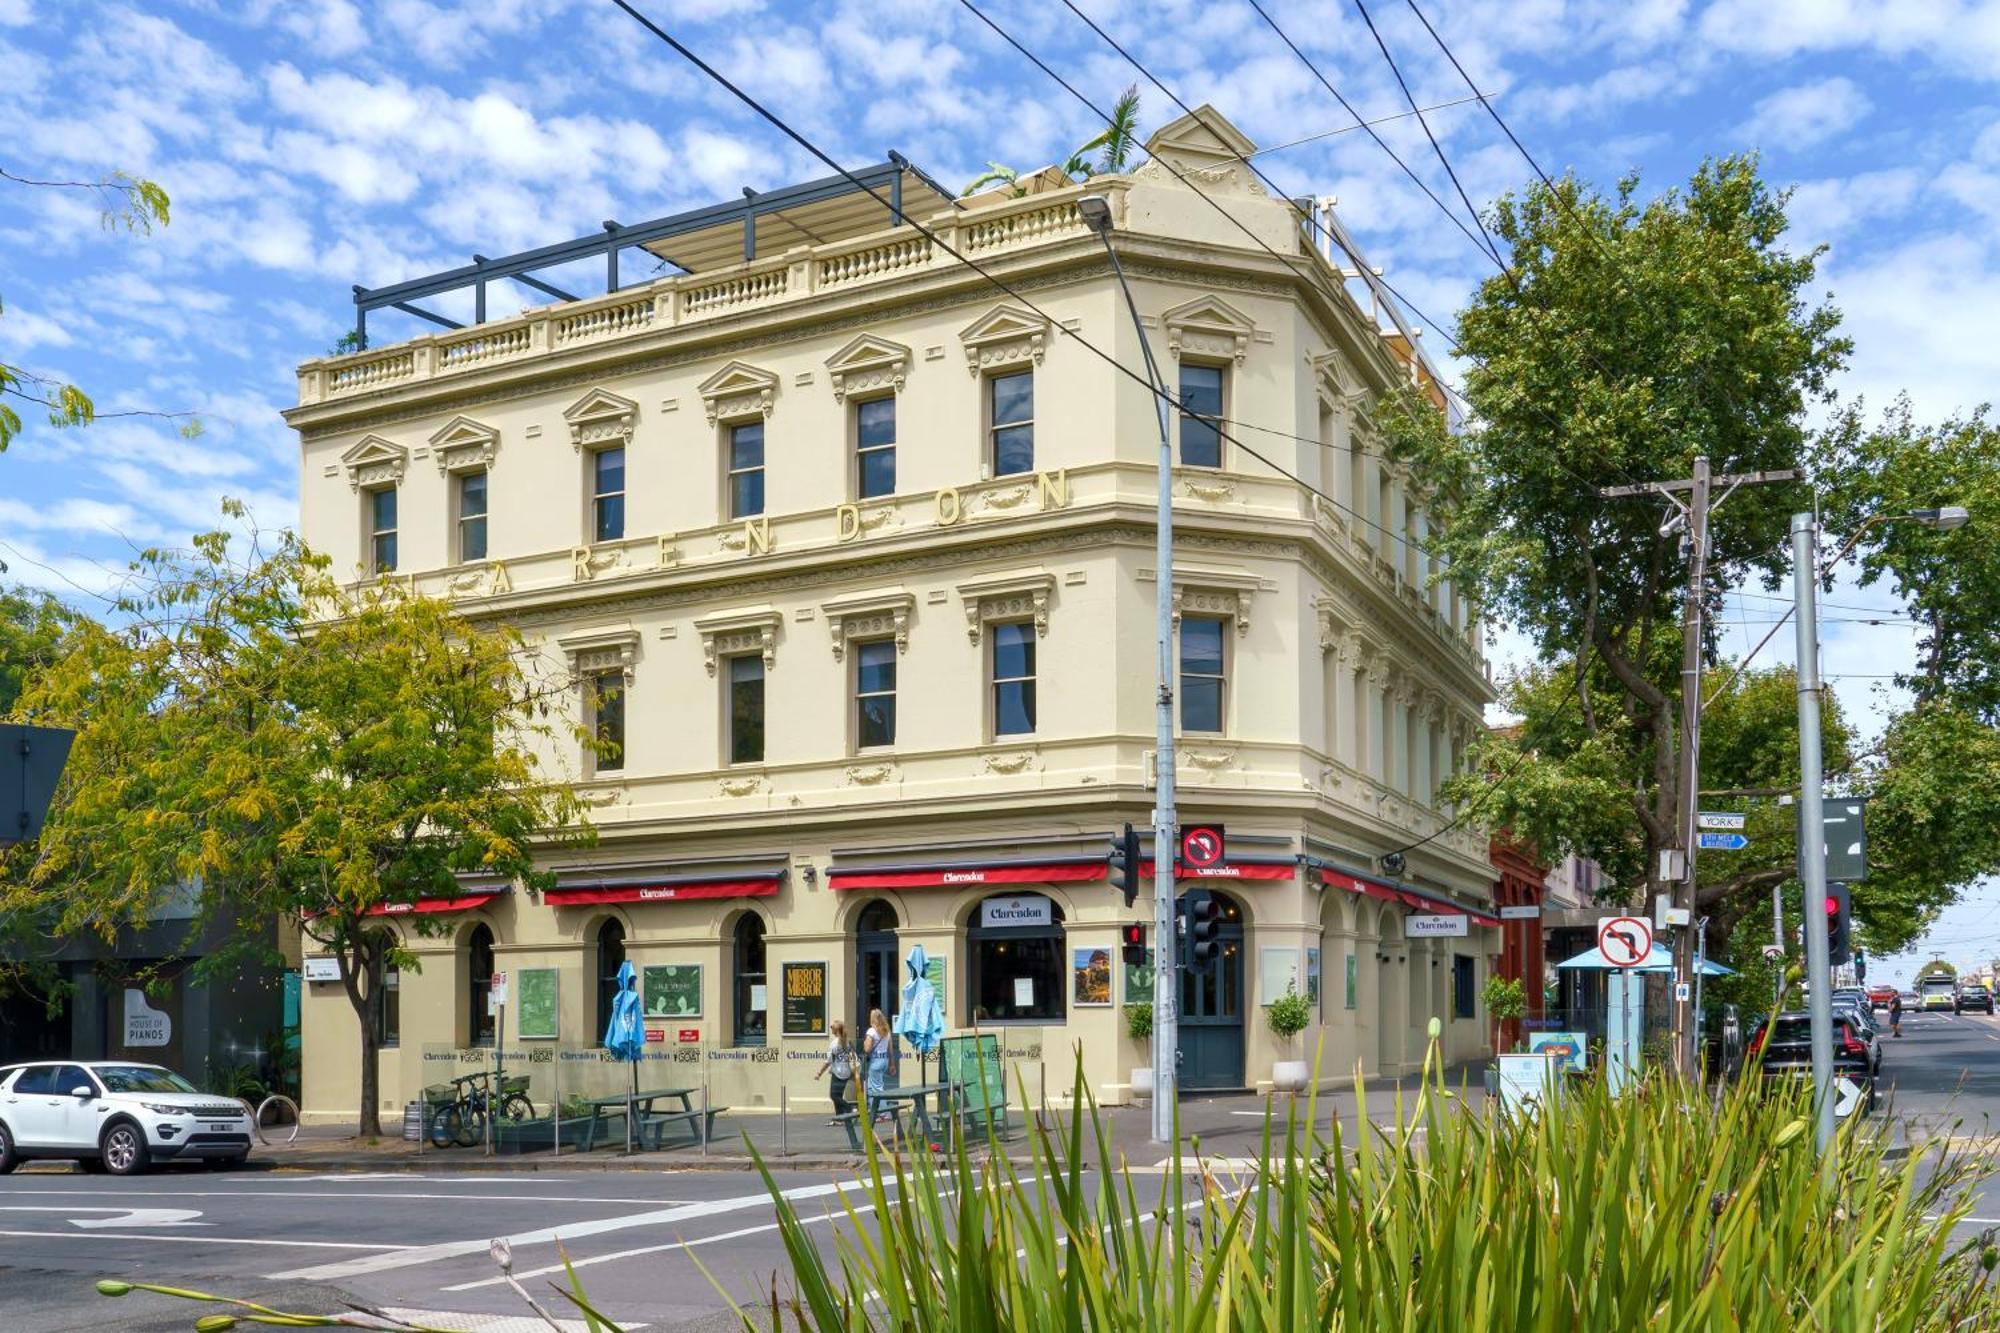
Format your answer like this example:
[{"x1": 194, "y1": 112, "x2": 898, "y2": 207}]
[
  {"x1": 3, "y1": 516, "x2": 593, "y2": 1135},
  {"x1": 0, "y1": 167, "x2": 196, "y2": 451},
  {"x1": 1382, "y1": 156, "x2": 1850, "y2": 928}
]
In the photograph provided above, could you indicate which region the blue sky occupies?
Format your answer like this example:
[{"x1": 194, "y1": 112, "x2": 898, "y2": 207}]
[{"x1": 3, "y1": 0, "x2": 1998, "y2": 980}]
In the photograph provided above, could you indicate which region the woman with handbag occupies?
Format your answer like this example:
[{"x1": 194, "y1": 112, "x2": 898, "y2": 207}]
[{"x1": 815, "y1": 1018, "x2": 856, "y2": 1123}]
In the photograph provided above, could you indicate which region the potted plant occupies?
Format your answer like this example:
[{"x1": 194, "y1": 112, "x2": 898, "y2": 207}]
[
  {"x1": 1267, "y1": 984, "x2": 1313, "y2": 1092},
  {"x1": 1124, "y1": 1002, "x2": 1155, "y2": 1098},
  {"x1": 1482, "y1": 974, "x2": 1529, "y2": 1096}
]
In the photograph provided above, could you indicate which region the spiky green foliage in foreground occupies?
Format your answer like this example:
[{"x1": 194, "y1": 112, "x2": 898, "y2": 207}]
[{"x1": 714, "y1": 1044, "x2": 2000, "y2": 1331}]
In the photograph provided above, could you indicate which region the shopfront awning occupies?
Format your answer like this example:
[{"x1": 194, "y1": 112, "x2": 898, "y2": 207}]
[
  {"x1": 363, "y1": 887, "x2": 508, "y2": 917},
  {"x1": 1319, "y1": 868, "x2": 1500, "y2": 927},
  {"x1": 830, "y1": 861, "x2": 1108, "y2": 892},
  {"x1": 1140, "y1": 860, "x2": 1297, "y2": 881},
  {"x1": 545, "y1": 872, "x2": 782, "y2": 907}
]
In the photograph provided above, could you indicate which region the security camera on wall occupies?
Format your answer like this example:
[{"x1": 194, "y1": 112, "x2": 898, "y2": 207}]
[{"x1": 1380, "y1": 851, "x2": 1406, "y2": 878}]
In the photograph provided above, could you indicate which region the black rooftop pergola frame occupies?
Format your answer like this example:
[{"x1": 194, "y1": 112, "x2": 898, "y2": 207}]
[{"x1": 346, "y1": 154, "x2": 956, "y2": 351}]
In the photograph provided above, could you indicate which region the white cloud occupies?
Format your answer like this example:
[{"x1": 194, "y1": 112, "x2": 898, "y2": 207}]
[
  {"x1": 1820, "y1": 230, "x2": 2000, "y2": 419},
  {"x1": 1783, "y1": 167, "x2": 1922, "y2": 245},
  {"x1": 1697, "y1": 0, "x2": 2000, "y2": 81},
  {"x1": 1735, "y1": 76, "x2": 1872, "y2": 151},
  {"x1": 0, "y1": 0, "x2": 31, "y2": 26}
]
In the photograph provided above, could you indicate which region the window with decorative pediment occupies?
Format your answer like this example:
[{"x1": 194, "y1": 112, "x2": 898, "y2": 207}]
[
  {"x1": 959, "y1": 304, "x2": 1049, "y2": 377},
  {"x1": 340, "y1": 435, "x2": 407, "y2": 492},
  {"x1": 955, "y1": 570, "x2": 1055, "y2": 644},
  {"x1": 565, "y1": 390, "x2": 636, "y2": 545},
  {"x1": 821, "y1": 589, "x2": 914, "y2": 662},
  {"x1": 696, "y1": 360, "x2": 779, "y2": 425},
  {"x1": 823, "y1": 333, "x2": 911, "y2": 403},
  {"x1": 1160, "y1": 295, "x2": 1256, "y2": 366},
  {"x1": 429, "y1": 415, "x2": 499, "y2": 476},
  {"x1": 1152, "y1": 568, "x2": 1262, "y2": 637},
  {"x1": 693, "y1": 607, "x2": 781, "y2": 677},
  {"x1": 563, "y1": 388, "x2": 637, "y2": 453},
  {"x1": 559, "y1": 627, "x2": 638, "y2": 778}
]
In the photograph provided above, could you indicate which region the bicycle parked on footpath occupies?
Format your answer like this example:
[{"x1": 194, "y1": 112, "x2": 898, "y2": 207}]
[{"x1": 424, "y1": 1070, "x2": 533, "y2": 1148}]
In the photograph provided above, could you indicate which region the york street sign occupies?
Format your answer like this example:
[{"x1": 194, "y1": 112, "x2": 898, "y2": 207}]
[
  {"x1": 0, "y1": 723, "x2": 73, "y2": 848},
  {"x1": 1499, "y1": 904, "x2": 1542, "y2": 921},
  {"x1": 1697, "y1": 832, "x2": 1750, "y2": 851},
  {"x1": 1697, "y1": 811, "x2": 1747, "y2": 831}
]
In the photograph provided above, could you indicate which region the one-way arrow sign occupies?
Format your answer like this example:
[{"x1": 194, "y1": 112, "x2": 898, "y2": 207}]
[
  {"x1": 1697, "y1": 832, "x2": 1749, "y2": 851},
  {"x1": 1832, "y1": 1075, "x2": 1867, "y2": 1120}
]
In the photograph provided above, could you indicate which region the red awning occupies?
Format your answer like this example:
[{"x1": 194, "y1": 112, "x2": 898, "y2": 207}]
[
  {"x1": 829, "y1": 862, "x2": 1107, "y2": 892},
  {"x1": 363, "y1": 893, "x2": 503, "y2": 917},
  {"x1": 1320, "y1": 868, "x2": 1496, "y2": 923},
  {"x1": 1319, "y1": 868, "x2": 1402, "y2": 902},
  {"x1": 546, "y1": 876, "x2": 780, "y2": 907},
  {"x1": 1469, "y1": 912, "x2": 1502, "y2": 928},
  {"x1": 1140, "y1": 861, "x2": 1296, "y2": 881}
]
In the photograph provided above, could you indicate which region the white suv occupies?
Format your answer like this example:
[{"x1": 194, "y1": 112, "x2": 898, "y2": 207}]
[{"x1": 0, "y1": 1061, "x2": 254, "y2": 1175}]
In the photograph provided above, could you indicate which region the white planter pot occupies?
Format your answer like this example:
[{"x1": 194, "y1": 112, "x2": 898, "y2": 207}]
[
  {"x1": 1130, "y1": 1066, "x2": 1155, "y2": 1099},
  {"x1": 1272, "y1": 1060, "x2": 1310, "y2": 1093}
]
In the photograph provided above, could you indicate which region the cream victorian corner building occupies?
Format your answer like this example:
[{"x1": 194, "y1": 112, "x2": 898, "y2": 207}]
[{"x1": 284, "y1": 109, "x2": 1497, "y2": 1125}]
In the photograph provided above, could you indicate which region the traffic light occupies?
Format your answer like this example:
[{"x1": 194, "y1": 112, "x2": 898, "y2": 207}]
[
  {"x1": 1121, "y1": 922, "x2": 1147, "y2": 969},
  {"x1": 1110, "y1": 823, "x2": 1142, "y2": 908},
  {"x1": 1185, "y1": 889, "x2": 1222, "y2": 967},
  {"x1": 1826, "y1": 881, "x2": 1852, "y2": 966},
  {"x1": 1855, "y1": 949, "x2": 1867, "y2": 982}
]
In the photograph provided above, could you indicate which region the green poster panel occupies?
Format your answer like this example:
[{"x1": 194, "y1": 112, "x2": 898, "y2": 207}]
[
  {"x1": 1124, "y1": 949, "x2": 1155, "y2": 1004},
  {"x1": 516, "y1": 968, "x2": 558, "y2": 1040},
  {"x1": 642, "y1": 964, "x2": 703, "y2": 1018}
]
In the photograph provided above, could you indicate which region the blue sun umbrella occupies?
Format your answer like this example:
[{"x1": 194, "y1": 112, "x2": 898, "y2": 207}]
[
  {"x1": 895, "y1": 943, "x2": 945, "y2": 1088},
  {"x1": 603, "y1": 960, "x2": 645, "y2": 1152}
]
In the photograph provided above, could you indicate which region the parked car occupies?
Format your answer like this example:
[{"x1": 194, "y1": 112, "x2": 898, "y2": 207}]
[
  {"x1": 1957, "y1": 983, "x2": 1995, "y2": 1015},
  {"x1": 1920, "y1": 978, "x2": 1959, "y2": 1011},
  {"x1": 1746, "y1": 1013, "x2": 1877, "y2": 1114},
  {"x1": 1829, "y1": 998, "x2": 1883, "y2": 1072},
  {"x1": 1866, "y1": 984, "x2": 1898, "y2": 1009},
  {"x1": 0, "y1": 1061, "x2": 253, "y2": 1175}
]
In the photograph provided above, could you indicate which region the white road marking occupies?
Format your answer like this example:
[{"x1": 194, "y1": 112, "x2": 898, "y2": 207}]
[
  {"x1": 0, "y1": 1205, "x2": 206, "y2": 1229},
  {"x1": 0, "y1": 1229, "x2": 403, "y2": 1251},
  {"x1": 0, "y1": 1187, "x2": 690, "y2": 1206},
  {"x1": 267, "y1": 1179, "x2": 858, "y2": 1283},
  {"x1": 381, "y1": 1310, "x2": 644, "y2": 1333}
]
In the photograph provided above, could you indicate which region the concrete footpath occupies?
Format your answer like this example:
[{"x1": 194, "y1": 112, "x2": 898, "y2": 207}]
[{"x1": 191, "y1": 1067, "x2": 1482, "y2": 1175}]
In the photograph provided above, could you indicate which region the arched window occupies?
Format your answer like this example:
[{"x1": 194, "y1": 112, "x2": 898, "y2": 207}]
[
  {"x1": 733, "y1": 914, "x2": 767, "y2": 1046},
  {"x1": 594, "y1": 918, "x2": 626, "y2": 1046},
  {"x1": 466, "y1": 924, "x2": 496, "y2": 1047},
  {"x1": 967, "y1": 893, "x2": 1066, "y2": 1023}
]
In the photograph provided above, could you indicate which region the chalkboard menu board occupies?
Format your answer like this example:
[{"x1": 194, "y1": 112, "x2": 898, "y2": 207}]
[{"x1": 782, "y1": 961, "x2": 827, "y2": 1035}]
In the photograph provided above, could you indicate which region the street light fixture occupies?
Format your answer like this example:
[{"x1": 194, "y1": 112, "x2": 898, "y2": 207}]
[
  {"x1": 1793, "y1": 500, "x2": 1967, "y2": 1164},
  {"x1": 1077, "y1": 193, "x2": 1181, "y2": 1147}
]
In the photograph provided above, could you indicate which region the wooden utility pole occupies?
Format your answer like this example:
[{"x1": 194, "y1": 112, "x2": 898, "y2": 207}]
[{"x1": 1599, "y1": 461, "x2": 1797, "y2": 1076}]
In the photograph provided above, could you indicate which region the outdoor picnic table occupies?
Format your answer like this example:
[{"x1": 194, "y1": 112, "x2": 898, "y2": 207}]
[
  {"x1": 867, "y1": 1081, "x2": 958, "y2": 1148},
  {"x1": 579, "y1": 1087, "x2": 698, "y2": 1152}
]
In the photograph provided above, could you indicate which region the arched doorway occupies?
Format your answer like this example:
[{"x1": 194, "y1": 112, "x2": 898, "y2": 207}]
[
  {"x1": 732, "y1": 914, "x2": 768, "y2": 1047},
  {"x1": 593, "y1": 918, "x2": 625, "y2": 1047},
  {"x1": 854, "y1": 899, "x2": 899, "y2": 1036},
  {"x1": 1178, "y1": 889, "x2": 1245, "y2": 1089},
  {"x1": 465, "y1": 923, "x2": 496, "y2": 1047},
  {"x1": 966, "y1": 893, "x2": 1067, "y2": 1024},
  {"x1": 1377, "y1": 905, "x2": 1405, "y2": 1076}
]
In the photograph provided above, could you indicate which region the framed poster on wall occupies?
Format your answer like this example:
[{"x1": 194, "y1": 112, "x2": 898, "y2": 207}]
[
  {"x1": 782, "y1": 961, "x2": 827, "y2": 1035},
  {"x1": 642, "y1": 964, "x2": 703, "y2": 1018},
  {"x1": 1072, "y1": 946, "x2": 1112, "y2": 1006},
  {"x1": 515, "y1": 968, "x2": 558, "y2": 1039},
  {"x1": 1305, "y1": 948, "x2": 1321, "y2": 1017}
]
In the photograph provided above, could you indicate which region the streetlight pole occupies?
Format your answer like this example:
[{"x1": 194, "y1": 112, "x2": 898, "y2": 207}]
[
  {"x1": 1079, "y1": 194, "x2": 1179, "y2": 1145},
  {"x1": 1792, "y1": 504, "x2": 1967, "y2": 1161}
]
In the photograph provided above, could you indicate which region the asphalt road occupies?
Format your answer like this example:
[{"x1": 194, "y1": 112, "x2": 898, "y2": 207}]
[{"x1": 1, "y1": 1016, "x2": 1994, "y2": 1333}]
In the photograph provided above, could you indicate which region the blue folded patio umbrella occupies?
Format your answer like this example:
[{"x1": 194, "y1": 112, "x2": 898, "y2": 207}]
[
  {"x1": 603, "y1": 960, "x2": 645, "y2": 1152},
  {"x1": 895, "y1": 943, "x2": 945, "y2": 1083}
]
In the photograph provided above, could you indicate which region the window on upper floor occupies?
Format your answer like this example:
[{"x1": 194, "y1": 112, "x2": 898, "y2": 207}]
[
  {"x1": 991, "y1": 622, "x2": 1037, "y2": 737},
  {"x1": 989, "y1": 370, "x2": 1034, "y2": 477},
  {"x1": 728, "y1": 421, "x2": 765, "y2": 519},
  {"x1": 1179, "y1": 616, "x2": 1227, "y2": 734},
  {"x1": 456, "y1": 471, "x2": 488, "y2": 564},
  {"x1": 367, "y1": 486, "x2": 398, "y2": 574},
  {"x1": 855, "y1": 397, "x2": 896, "y2": 499},
  {"x1": 590, "y1": 670, "x2": 626, "y2": 774},
  {"x1": 592, "y1": 446, "x2": 625, "y2": 543},
  {"x1": 855, "y1": 640, "x2": 897, "y2": 749},
  {"x1": 727, "y1": 654, "x2": 765, "y2": 765},
  {"x1": 1178, "y1": 363, "x2": 1224, "y2": 468}
]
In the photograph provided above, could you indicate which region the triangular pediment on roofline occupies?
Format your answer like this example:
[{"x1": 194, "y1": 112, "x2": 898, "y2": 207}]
[
  {"x1": 563, "y1": 388, "x2": 637, "y2": 452},
  {"x1": 824, "y1": 334, "x2": 912, "y2": 401},
  {"x1": 1161, "y1": 295, "x2": 1258, "y2": 364},
  {"x1": 428, "y1": 415, "x2": 500, "y2": 474},
  {"x1": 339, "y1": 435, "x2": 407, "y2": 491},
  {"x1": 696, "y1": 360, "x2": 779, "y2": 423},
  {"x1": 1138, "y1": 105, "x2": 1267, "y2": 196},
  {"x1": 958, "y1": 304, "x2": 1050, "y2": 376}
]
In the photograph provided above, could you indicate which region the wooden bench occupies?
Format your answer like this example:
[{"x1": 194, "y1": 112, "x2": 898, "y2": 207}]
[
  {"x1": 832, "y1": 1105, "x2": 907, "y2": 1152},
  {"x1": 638, "y1": 1106, "x2": 728, "y2": 1149}
]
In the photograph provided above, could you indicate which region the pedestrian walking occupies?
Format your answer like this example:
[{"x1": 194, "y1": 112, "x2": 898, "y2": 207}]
[
  {"x1": 815, "y1": 1018, "x2": 856, "y2": 1123},
  {"x1": 863, "y1": 1008, "x2": 897, "y2": 1120},
  {"x1": 1890, "y1": 989, "x2": 1903, "y2": 1037}
]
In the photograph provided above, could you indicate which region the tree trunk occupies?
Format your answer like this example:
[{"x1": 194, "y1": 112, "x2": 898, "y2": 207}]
[{"x1": 336, "y1": 928, "x2": 383, "y2": 1139}]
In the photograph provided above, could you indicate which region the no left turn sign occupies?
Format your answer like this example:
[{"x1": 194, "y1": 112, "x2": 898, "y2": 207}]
[
  {"x1": 1597, "y1": 916, "x2": 1653, "y2": 968},
  {"x1": 1180, "y1": 824, "x2": 1225, "y2": 869}
]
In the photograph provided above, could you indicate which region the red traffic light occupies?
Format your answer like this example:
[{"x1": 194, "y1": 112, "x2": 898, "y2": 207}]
[
  {"x1": 1120, "y1": 923, "x2": 1145, "y2": 948},
  {"x1": 1825, "y1": 895, "x2": 1839, "y2": 917}
]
